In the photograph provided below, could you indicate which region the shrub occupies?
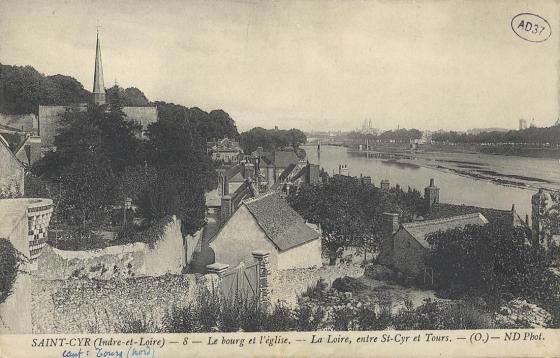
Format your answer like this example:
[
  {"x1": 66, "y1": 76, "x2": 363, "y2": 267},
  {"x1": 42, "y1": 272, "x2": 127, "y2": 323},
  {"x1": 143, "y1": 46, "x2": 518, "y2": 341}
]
[
  {"x1": 164, "y1": 305, "x2": 197, "y2": 333},
  {"x1": 296, "y1": 304, "x2": 325, "y2": 331},
  {"x1": 196, "y1": 284, "x2": 221, "y2": 332},
  {"x1": 303, "y1": 279, "x2": 328, "y2": 299},
  {"x1": 332, "y1": 276, "x2": 367, "y2": 293},
  {"x1": 116, "y1": 311, "x2": 158, "y2": 333},
  {"x1": 0, "y1": 239, "x2": 21, "y2": 304},
  {"x1": 357, "y1": 303, "x2": 392, "y2": 330},
  {"x1": 263, "y1": 303, "x2": 296, "y2": 331},
  {"x1": 333, "y1": 306, "x2": 355, "y2": 331}
]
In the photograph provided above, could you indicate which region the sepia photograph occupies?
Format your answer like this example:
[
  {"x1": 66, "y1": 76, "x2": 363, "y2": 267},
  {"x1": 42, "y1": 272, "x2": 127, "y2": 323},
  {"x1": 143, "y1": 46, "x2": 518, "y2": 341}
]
[{"x1": 0, "y1": 0, "x2": 559, "y2": 357}]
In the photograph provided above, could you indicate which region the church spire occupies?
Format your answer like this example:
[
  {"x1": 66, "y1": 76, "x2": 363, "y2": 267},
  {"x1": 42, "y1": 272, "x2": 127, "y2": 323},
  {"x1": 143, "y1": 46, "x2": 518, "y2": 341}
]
[{"x1": 92, "y1": 27, "x2": 106, "y2": 105}]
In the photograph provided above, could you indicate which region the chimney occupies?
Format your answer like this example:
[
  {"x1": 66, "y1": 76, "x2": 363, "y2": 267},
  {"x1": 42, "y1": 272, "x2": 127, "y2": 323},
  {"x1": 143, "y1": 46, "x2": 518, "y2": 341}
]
[
  {"x1": 244, "y1": 163, "x2": 255, "y2": 180},
  {"x1": 223, "y1": 175, "x2": 230, "y2": 196},
  {"x1": 382, "y1": 212, "x2": 400, "y2": 236},
  {"x1": 424, "y1": 178, "x2": 440, "y2": 210},
  {"x1": 379, "y1": 212, "x2": 399, "y2": 265},
  {"x1": 220, "y1": 195, "x2": 233, "y2": 225},
  {"x1": 380, "y1": 179, "x2": 390, "y2": 191}
]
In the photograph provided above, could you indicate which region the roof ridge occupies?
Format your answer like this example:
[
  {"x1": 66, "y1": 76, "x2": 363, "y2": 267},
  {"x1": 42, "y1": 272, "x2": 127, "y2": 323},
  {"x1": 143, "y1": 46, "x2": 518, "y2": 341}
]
[
  {"x1": 435, "y1": 202, "x2": 511, "y2": 213},
  {"x1": 403, "y1": 212, "x2": 486, "y2": 228},
  {"x1": 243, "y1": 190, "x2": 277, "y2": 205}
]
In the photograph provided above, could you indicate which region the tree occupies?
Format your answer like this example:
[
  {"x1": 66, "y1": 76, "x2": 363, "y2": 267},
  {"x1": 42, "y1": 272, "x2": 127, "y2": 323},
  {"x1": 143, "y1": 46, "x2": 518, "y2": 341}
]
[
  {"x1": 32, "y1": 99, "x2": 144, "y2": 231},
  {"x1": 289, "y1": 176, "x2": 376, "y2": 264},
  {"x1": 143, "y1": 116, "x2": 217, "y2": 234},
  {"x1": 0, "y1": 64, "x2": 90, "y2": 114},
  {"x1": 240, "y1": 127, "x2": 307, "y2": 154},
  {"x1": 426, "y1": 223, "x2": 549, "y2": 306}
]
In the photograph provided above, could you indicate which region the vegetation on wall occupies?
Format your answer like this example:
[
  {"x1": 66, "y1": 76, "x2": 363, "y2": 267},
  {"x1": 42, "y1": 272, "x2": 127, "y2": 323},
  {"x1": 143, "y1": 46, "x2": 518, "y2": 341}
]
[{"x1": 0, "y1": 239, "x2": 20, "y2": 304}]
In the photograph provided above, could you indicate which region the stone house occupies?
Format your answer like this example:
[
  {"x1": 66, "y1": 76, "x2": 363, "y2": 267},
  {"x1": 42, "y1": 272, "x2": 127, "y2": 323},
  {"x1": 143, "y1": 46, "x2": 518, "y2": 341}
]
[
  {"x1": 378, "y1": 178, "x2": 529, "y2": 283},
  {"x1": 207, "y1": 192, "x2": 322, "y2": 270},
  {"x1": 389, "y1": 213, "x2": 488, "y2": 282},
  {"x1": 252, "y1": 149, "x2": 300, "y2": 190}
]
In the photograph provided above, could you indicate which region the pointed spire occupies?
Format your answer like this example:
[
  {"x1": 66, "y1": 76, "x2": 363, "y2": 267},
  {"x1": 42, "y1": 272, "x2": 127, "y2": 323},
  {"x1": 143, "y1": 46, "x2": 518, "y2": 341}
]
[{"x1": 92, "y1": 27, "x2": 106, "y2": 105}]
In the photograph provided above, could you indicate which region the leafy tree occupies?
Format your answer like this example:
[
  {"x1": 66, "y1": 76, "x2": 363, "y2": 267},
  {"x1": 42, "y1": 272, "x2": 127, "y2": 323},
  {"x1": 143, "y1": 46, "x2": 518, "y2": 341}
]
[
  {"x1": 153, "y1": 101, "x2": 239, "y2": 141},
  {"x1": 106, "y1": 85, "x2": 150, "y2": 107},
  {"x1": 288, "y1": 175, "x2": 414, "y2": 264},
  {"x1": 0, "y1": 64, "x2": 90, "y2": 114},
  {"x1": 143, "y1": 115, "x2": 216, "y2": 234},
  {"x1": 32, "y1": 98, "x2": 144, "y2": 230},
  {"x1": 426, "y1": 223, "x2": 550, "y2": 306},
  {"x1": 240, "y1": 127, "x2": 307, "y2": 154}
]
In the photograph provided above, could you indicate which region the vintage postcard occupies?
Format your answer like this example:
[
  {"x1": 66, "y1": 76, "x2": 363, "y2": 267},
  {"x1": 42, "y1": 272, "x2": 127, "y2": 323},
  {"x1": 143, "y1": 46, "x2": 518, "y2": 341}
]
[{"x1": 0, "y1": 0, "x2": 559, "y2": 357}]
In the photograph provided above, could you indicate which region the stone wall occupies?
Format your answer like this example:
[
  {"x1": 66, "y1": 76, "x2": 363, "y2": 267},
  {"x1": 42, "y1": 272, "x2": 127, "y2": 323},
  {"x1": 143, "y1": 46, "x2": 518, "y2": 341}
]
[
  {"x1": 0, "y1": 139, "x2": 24, "y2": 198},
  {"x1": 0, "y1": 207, "x2": 31, "y2": 333},
  {"x1": 31, "y1": 274, "x2": 216, "y2": 333},
  {"x1": 270, "y1": 263, "x2": 364, "y2": 306},
  {"x1": 35, "y1": 216, "x2": 186, "y2": 280}
]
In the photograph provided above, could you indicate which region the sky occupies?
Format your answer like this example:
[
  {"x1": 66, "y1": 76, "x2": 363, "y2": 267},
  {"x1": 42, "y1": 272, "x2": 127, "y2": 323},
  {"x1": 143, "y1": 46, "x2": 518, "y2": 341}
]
[{"x1": 0, "y1": 0, "x2": 558, "y2": 132}]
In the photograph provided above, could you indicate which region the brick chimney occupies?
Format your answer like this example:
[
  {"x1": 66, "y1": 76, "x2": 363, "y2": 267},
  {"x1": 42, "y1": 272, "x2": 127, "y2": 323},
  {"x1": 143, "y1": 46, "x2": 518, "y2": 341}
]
[{"x1": 424, "y1": 178, "x2": 440, "y2": 210}]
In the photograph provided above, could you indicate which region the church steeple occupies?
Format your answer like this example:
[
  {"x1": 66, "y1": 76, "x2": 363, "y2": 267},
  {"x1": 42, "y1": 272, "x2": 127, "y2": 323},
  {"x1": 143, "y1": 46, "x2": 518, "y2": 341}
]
[{"x1": 92, "y1": 28, "x2": 106, "y2": 106}]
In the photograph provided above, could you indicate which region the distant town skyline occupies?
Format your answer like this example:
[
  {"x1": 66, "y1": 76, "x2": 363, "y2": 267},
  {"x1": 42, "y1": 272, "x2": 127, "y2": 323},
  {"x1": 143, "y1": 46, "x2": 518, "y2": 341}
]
[{"x1": 0, "y1": 0, "x2": 558, "y2": 132}]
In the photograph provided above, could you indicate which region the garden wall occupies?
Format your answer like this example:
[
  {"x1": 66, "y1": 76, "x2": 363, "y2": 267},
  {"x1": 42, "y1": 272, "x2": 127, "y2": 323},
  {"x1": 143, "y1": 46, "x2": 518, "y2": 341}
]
[
  {"x1": 31, "y1": 273, "x2": 217, "y2": 333},
  {"x1": 35, "y1": 216, "x2": 186, "y2": 280},
  {"x1": 0, "y1": 208, "x2": 31, "y2": 333},
  {"x1": 270, "y1": 263, "x2": 364, "y2": 306}
]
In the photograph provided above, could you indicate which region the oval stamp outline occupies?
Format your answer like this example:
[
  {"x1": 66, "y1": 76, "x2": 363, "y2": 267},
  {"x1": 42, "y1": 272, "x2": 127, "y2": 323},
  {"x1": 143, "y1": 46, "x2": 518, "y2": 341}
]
[{"x1": 511, "y1": 12, "x2": 552, "y2": 43}]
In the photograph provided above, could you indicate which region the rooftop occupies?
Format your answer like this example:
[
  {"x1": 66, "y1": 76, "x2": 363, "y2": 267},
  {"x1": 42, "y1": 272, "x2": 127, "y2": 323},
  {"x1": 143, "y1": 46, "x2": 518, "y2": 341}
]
[
  {"x1": 402, "y1": 213, "x2": 489, "y2": 248},
  {"x1": 244, "y1": 192, "x2": 320, "y2": 251},
  {"x1": 424, "y1": 203, "x2": 521, "y2": 227}
]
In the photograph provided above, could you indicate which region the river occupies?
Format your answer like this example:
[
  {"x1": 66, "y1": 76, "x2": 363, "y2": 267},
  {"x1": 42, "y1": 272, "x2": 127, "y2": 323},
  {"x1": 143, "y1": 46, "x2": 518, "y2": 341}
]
[{"x1": 302, "y1": 145, "x2": 560, "y2": 219}]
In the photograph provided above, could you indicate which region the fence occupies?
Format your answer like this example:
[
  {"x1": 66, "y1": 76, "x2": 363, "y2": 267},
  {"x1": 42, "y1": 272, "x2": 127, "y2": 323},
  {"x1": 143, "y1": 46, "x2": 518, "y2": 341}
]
[{"x1": 206, "y1": 250, "x2": 271, "y2": 308}]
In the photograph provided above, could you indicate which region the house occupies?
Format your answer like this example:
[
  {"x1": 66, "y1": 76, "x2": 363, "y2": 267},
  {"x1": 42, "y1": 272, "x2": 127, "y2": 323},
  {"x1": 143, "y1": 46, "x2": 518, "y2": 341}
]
[
  {"x1": 0, "y1": 134, "x2": 24, "y2": 198},
  {"x1": 377, "y1": 178, "x2": 529, "y2": 283},
  {"x1": 252, "y1": 149, "x2": 301, "y2": 190},
  {"x1": 389, "y1": 213, "x2": 488, "y2": 281},
  {"x1": 210, "y1": 138, "x2": 242, "y2": 163},
  {"x1": 271, "y1": 162, "x2": 321, "y2": 193},
  {"x1": 208, "y1": 192, "x2": 322, "y2": 270}
]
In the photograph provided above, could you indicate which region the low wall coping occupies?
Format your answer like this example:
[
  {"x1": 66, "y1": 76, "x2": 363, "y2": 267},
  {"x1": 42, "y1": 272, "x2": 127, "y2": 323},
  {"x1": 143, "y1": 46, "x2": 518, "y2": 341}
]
[
  {"x1": 252, "y1": 250, "x2": 271, "y2": 258},
  {"x1": 206, "y1": 262, "x2": 229, "y2": 273}
]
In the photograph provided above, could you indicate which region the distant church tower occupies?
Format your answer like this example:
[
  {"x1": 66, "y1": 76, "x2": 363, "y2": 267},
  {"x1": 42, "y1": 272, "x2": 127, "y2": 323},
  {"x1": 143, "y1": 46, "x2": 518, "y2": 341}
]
[{"x1": 92, "y1": 29, "x2": 106, "y2": 106}]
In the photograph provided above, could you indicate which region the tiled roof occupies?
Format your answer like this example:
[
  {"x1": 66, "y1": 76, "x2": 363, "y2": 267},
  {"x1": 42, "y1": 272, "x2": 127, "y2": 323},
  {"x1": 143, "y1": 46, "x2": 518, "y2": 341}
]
[
  {"x1": 424, "y1": 203, "x2": 519, "y2": 227},
  {"x1": 244, "y1": 192, "x2": 320, "y2": 251},
  {"x1": 291, "y1": 165, "x2": 308, "y2": 182},
  {"x1": 402, "y1": 213, "x2": 489, "y2": 248},
  {"x1": 260, "y1": 151, "x2": 299, "y2": 169}
]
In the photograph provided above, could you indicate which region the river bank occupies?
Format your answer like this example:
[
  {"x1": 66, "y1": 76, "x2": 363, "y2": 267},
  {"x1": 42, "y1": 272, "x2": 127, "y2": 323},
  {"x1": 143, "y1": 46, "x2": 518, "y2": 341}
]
[{"x1": 346, "y1": 147, "x2": 560, "y2": 192}]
